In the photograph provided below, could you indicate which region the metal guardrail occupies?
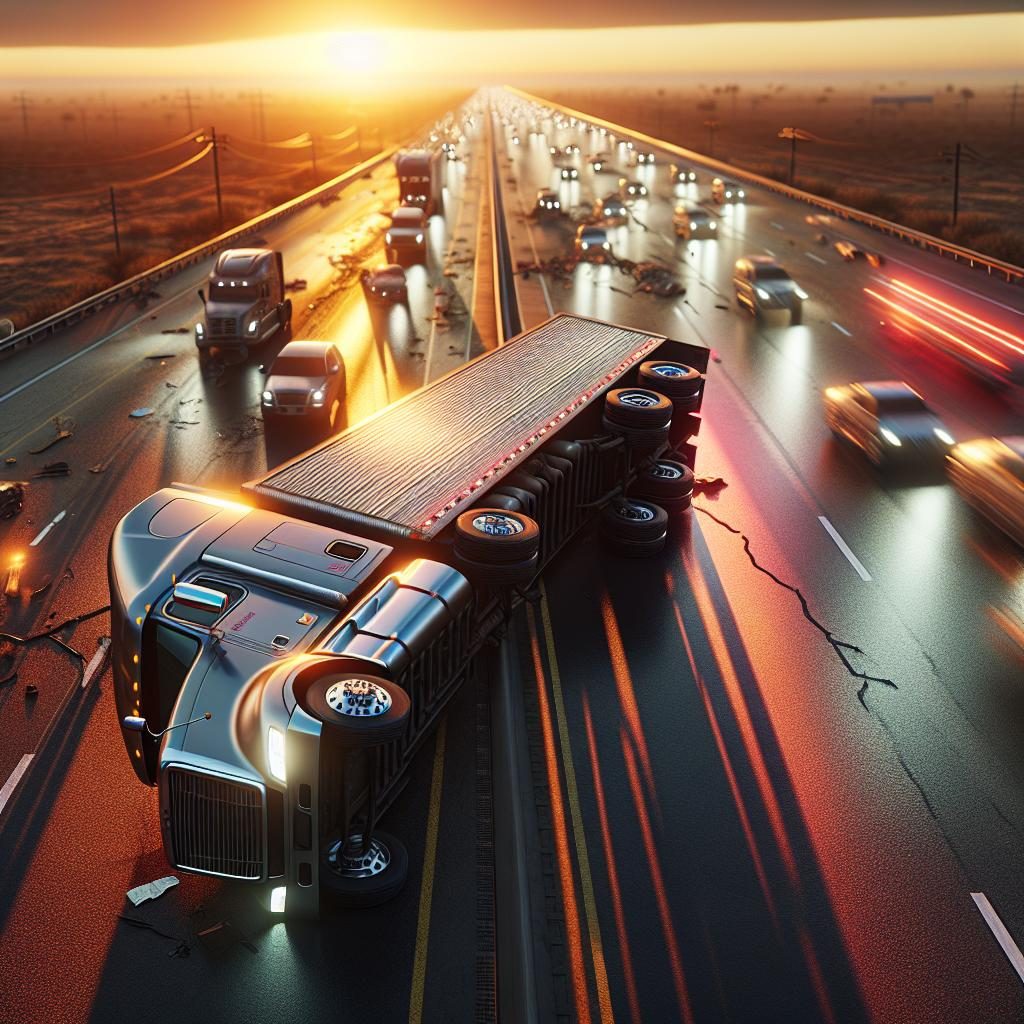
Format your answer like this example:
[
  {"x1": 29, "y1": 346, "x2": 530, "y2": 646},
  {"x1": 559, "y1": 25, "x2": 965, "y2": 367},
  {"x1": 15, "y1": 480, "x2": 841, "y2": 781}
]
[
  {"x1": 490, "y1": 111, "x2": 523, "y2": 344},
  {"x1": 507, "y1": 86, "x2": 1024, "y2": 286},
  {"x1": 0, "y1": 145, "x2": 398, "y2": 360}
]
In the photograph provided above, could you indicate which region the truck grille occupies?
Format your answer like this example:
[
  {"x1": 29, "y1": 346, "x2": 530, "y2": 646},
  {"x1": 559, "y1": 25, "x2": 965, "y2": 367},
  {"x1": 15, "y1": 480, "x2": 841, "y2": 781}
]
[
  {"x1": 276, "y1": 391, "x2": 309, "y2": 407},
  {"x1": 166, "y1": 768, "x2": 264, "y2": 879},
  {"x1": 209, "y1": 317, "x2": 237, "y2": 338}
]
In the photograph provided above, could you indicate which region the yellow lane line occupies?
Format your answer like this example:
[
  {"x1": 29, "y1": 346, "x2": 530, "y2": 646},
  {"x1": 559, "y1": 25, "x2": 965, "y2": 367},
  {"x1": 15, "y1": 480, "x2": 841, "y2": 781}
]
[
  {"x1": 408, "y1": 717, "x2": 448, "y2": 1024},
  {"x1": 539, "y1": 581, "x2": 615, "y2": 1024}
]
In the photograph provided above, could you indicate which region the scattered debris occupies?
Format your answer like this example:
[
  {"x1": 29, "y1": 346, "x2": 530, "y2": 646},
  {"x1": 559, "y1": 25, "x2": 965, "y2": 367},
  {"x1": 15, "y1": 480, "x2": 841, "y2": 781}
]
[
  {"x1": 4, "y1": 457, "x2": 16, "y2": 465},
  {"x1": 28, "y1": 417, "x2": 74, "y2": 454},
  {"x1": 159, "y1": 327, "x2": 189, "y2": 335},
  {"x1": 170, "y1": 419, "x2": 200, "y2": 426},
  {"x1": 145, "y1": 353, "x2": 175, "y2": 360},
  {"x1": 284, "y1": 278, "x2": 308, "y2": 291},
  {"x1": 89, "y1": 457, "x2": 113, "y2": 474},
  {"x1": 129, "y1": 408, "x2": 154, "y2": 418},
  {"x1": 30, "y1": 577, "x2": 52, "y2": 599},
  {"x1": 714, "y1": 303, "x2": 729, "y2": 310},
  {"x1": 126, "y1": 875, "x2": 180, "y2": 907},
  {"x1": 516, "y1": 250, "x2": 684, "y2": 298},
  {"x1": 0, "y1": 604, "x2": 111, "y2": 688},
  {"x1": 197, "y1": 921, "x2": 258, "y2": 956},
  {"x1": 693, "y1": 475, "x2": 728, "y2": 495},
  {"x1": 24, "y1": 683, "x2": 38, "y2": 699},
  {"x1": 32, "y1": 462, "x2": 70, "y2": 479},
  {"x1": 0, "y1": 481, "x2": 26, "y2": 519},
  {"x1": 118, "y1": 916, "x2": 191, "y2": 959}
]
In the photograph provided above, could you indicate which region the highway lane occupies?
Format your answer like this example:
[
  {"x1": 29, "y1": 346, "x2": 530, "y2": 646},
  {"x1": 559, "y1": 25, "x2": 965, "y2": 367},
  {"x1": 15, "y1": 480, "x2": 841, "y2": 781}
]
[
  {"x1": 0, "y1": 102, "x2": 498, "y2": 1024},
  {"x1": 498, "y1": 98, "x2": 1024, "y2": 1022}
]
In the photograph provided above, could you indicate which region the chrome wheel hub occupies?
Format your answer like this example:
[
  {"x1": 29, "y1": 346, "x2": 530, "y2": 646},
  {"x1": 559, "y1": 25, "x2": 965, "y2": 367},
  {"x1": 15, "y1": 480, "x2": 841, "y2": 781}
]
[{"x1": 326, "y1": 678, "x2": 392, "y2": 717}]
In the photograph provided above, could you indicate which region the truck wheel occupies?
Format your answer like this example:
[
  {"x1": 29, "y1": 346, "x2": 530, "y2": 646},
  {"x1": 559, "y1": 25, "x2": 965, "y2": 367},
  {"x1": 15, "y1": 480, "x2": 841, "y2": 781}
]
[
  {"x1": 300, "y1": 673, "x2": 410, "y2": 748},
  {"x1": 637, "y1": 361, "x2": 702, "y2": 399},
  {"x1": 280, "y1": 299, "x2": 293, "y2": 338},
  {"x1": 453, "y1": 509, "x2": 540, "y2": 563},
  {"x1": 600, "y1": 414, "x2": 670, "y2": 447},
  {"x1": 604, "y1": 388, "x2": 673, "y2": 429},
  {"x1": 602, "y1": 498, "x2": 669, "y2": 542},
  {"x1": 320, "y1": 830, "x2": 409, "y2": 908},
  {"x1": 631, "y1": 460, "x2": 694, "y2": 508},
  {"x1": 454, "y1": 550, "x2": 539, "y2": 588}
]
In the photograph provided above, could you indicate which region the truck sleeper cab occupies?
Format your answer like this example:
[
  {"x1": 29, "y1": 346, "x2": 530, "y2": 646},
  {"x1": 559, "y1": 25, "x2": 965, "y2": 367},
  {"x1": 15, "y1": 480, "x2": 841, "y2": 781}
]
[
  {"x1": 196, "y1": 248, "x2": 292, "y2": 357},
  {"x1": 394, "y1": 150, "x2": 443, "y2": 219},
  {"x1": 109, "y1": 313, "x2": 709, "y2": 918}
]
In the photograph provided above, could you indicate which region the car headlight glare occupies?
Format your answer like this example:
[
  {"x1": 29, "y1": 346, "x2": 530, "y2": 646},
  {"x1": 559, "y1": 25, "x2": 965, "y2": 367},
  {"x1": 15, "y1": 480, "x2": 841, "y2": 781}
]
[
  {"x1": 247, "y1": 319, "x2": 259, "y2": 334},
  {"x1": 709, "y1": 221, "x2": 717, "y2": 230},
  {"x1": 262, "y1": 390, "x2": 273, "y2": 404},
  {"x1": 581, "y1": 241, "x2": 589, "y2": 249},
  {"x1": 385, "y1": 231, "x2": 393, "y2": 245},
  {"x1": 268, "y1": 727, "x2": 286, "y2": 782},
  {"x1": 311, "y1": 389, "x2": 325, "y2": 405},
  {"x1": 602, "y1": 242, "x2": 610, "y2": 249},
  {"x1": 415, "y1": 233, "x2": 424, "y2": 244},
  {"x1": 270, "y1": 886, "x2": 286, "y2": 913},
  {"x1": 794, "y1": 287, "x2": 809, "y2": 300},
  {"x1": 756, "y1": 287, "x2": 771, "y2": 300},
  {"x1": 934, "y1": 428, "x2": 954, "y2": 445},
  {"x1": 880, "y1": 427, "x2": 902, "y2": 447},
  {"x1": 690, "y1": 221, "x2": 697, "y2": 230},
  {"x1": 195, "y1": 322, "x2": 205, "y2": 336}
]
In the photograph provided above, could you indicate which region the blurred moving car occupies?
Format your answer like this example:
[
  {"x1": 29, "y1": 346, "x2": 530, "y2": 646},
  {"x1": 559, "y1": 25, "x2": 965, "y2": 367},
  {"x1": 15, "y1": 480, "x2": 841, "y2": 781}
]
[
  {"x1": 557, "y1": 164, "x2": 580, "y2": 181},
  {"x1": 593, "y1": 194, "x2": 629, "y2": 226},
  {"x1": 575, "y1": 225, "x2": 612, "y2": 262},
  {"x1": 834, "y1": 240, "x2": 884, "y2": 266},
  {"x1": 385, "y1": 206, "x2": 428, "y2": 266},
  {"x1": 563, "y1": 143, "x2": 581, "y2": 155},
  {"x1": 261, "y1": 340, "x2": 346, "y2": 433},
  {"x1": 441, "y1": 141, "x2": 458, "y2": 161},
  {"x1": 636, "y1": 150, "x2": 656, "y2": 164},
  {"x1": 673, "y1": 205, "x2": 718, "y2": 240},
  {"x1": 360, "y1": 264, "x2": 408, "y2": 305},
  {"x1": 535, "y1": 189, "x2": 562, "y2": 216},
  {"x1": 588, "y1": 152, "x2": 611, "y2": 171},
  {"x1": 946, "y1": 436, "x2": 1024, "y2": 546},
  {"x1": 618, "y1": 177, "x2": 648, "y2": 201},
  {"x1": 712, "y1": 177, "x2": 746, "y2": 204},
  {"x1": 670, "y1": 164, "x2": 698, "y2": 184},
  {"x1": 823, "y1": 380, "x2": 955, "y2": 469},
  {"x1": 733, "y1": 256, "x2": 808, "y2": 322}
]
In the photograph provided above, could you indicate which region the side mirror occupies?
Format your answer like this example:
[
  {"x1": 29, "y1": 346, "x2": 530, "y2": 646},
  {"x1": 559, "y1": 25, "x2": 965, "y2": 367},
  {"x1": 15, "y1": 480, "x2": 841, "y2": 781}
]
[
  {"x1": 172, "y1": 581, "x2": 228, "y2": 614},
  {"x1": 197, "y1": 289, "x2": 207, "y2": 306},
  {"x1": 123, "y1": 715, "x2": 147, "y2": 733}
]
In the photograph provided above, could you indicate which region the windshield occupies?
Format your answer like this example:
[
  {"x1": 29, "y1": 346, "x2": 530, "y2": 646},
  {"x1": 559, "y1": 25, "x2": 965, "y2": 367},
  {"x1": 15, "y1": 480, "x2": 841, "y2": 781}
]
[
  {"x1": 210, "y1": 281, "x2": 258, "y2": 302},
  {"x1": 272, "y1": 357, "x2": 325, "y2": 377},
  {"x1": 877, "y1": 394, "x2": 926, "y2": 414},
  {"x1": 753, "y1": 266, "x2": 792, "y2": 282}
]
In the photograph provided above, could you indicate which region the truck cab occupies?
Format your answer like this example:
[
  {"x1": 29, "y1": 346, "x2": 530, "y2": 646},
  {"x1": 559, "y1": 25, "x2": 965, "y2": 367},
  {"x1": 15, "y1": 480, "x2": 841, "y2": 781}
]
[
  {"x1": 195, "y1": 248, "x2": 292, "y2": 358},
  {"x1": 394, "y1": 150, "x2": 443, "y2": 218}
]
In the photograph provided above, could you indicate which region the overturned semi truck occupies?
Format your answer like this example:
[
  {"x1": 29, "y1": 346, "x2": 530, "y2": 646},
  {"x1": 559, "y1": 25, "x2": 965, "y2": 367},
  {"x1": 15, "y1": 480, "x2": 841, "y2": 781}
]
[{"x1": 108, "y1": 313, "x2": 709, "y2": 917}]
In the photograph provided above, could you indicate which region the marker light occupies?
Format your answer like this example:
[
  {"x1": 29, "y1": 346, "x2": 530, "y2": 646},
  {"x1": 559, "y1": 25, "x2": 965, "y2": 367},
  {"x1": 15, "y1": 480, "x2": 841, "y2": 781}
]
[
  {"x1": 880, "y1": 428, "x2": 902, "y2": 447},
  {"x1": 934, "y1": 428, "x2": 954, "y2": 445},
  {"x1": 262, "y1": 390, "x2": 273, "y2": 404},
  {"x1": 268, "y1": 727, "x2": 286, "y2": 782}
]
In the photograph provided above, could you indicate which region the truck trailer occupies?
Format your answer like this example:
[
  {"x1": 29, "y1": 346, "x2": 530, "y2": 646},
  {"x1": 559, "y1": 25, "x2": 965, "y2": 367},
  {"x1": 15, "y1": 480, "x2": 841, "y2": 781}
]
[
  {"x1": 394, "y1": 150, "x2": 443, "y2": 218},
  {"x1": 108, "y1": 313, "x2": 708, "y2": 917}
]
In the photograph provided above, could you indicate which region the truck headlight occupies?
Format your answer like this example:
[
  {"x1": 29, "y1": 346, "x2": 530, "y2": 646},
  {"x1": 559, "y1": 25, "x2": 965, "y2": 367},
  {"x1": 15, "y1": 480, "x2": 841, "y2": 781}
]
[
  {"x1": 311, "y1": 389, "x2": 325, "y2": 406},
  {"x1": 756, "y1": 288, "x2": 771, "y2": 300},
  {"x1": 581, "y1": 241, "x2": 589, "y2": 250},
  {"x1": 415, "y1": 233, "x2": 424, "y2": 244},
  {"x1": 270, "y1": 886, "x2": 286, "y2": 913},
  {"x1": 880, "y1": 427, "x2": 902, "y2": 447},
  {"x1": 247, "y1": 319, "x2": 259, "y2": 334},
  {"x1": 709, "y1": 221, "x2": 717, "y2": 230},
  {"x1": 601, "y1": 242, "x2": 610, "y2": 249},
  {"x1": 794, "y1": 286, "x2": 809, "y2": 300},
  {"x1": 385, "y1": 231, "x2": 393, "y2": 245},
  {"x1": 933, "y1": 427, "x2": 954, "y2": 445},
  {"x1": 268, "y1": 727, "x2": 286, "y2": 782},
  {"x1": 262, "y1": 390, "x2": 273, "y2": 405},
  {"x1": 195, "y1": 322, "x2": 205, "y2": 337},
  {"x1": 690, "y1": 221, "x2": 697, "y2": 230}
]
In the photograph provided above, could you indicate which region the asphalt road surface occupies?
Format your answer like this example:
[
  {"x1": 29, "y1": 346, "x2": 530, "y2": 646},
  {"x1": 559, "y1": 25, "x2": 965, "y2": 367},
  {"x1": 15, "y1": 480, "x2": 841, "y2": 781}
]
[{"x1": 1, "y1": 89, "x2": 1022, "y2": 1024}]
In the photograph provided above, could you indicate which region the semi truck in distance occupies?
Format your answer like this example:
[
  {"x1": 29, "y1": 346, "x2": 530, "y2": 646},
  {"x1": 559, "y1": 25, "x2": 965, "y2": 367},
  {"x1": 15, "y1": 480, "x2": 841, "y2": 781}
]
[
  {"x1": 394, "y1": 150, "x2": 443, "y2": 218},
  {"x1": 195, "y1": 248, "x2": 292, "y2": 360},
  {"x1": 108, "y1": 313, "x2": 708, "y2": 918}
]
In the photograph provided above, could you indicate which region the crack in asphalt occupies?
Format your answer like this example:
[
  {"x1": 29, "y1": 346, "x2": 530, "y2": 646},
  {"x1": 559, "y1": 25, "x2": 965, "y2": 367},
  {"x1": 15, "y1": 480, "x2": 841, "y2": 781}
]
[{"x1": 693, "y1": 503, "x2": 898, "y2": 707}]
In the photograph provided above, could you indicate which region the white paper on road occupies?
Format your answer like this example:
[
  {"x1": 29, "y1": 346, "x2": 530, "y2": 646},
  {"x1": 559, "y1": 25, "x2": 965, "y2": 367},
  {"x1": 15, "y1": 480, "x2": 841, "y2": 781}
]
[{"x1": 126, "y1": 875, "x2": 179, "y2": 907}]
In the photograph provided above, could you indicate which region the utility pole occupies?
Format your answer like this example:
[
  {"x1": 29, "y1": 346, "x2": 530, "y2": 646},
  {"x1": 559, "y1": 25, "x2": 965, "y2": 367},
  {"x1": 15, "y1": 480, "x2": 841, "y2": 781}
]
[
  {"x1": 703, "y1": 119, "x2": 719, "y2": 157},
  {"x1": 778, "y1": 126, "x2": 815, "y2": 185},
  {"x1": 109, "y1": 187, "x2": 122, "y2": 260},
  {"x1": 181, "y1": 89, "x2": 194, "y2": 130},
  {"x1": 209, "y1": 128, "x2": 224, "y2": 230},
  {"x1": 13, "y1": 90, "x2": 31, "y2": 139}
]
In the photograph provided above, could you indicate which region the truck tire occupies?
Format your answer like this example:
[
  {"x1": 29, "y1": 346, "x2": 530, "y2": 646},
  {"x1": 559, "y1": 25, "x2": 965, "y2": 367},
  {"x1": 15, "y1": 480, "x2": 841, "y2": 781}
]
[
  {"x1": 605, "y1": 533, "x2": 668, "y2": 558},
  {"x1": 320, "y1": 830, "x2": 409, "y2": 908},
  {"x1": 630, "y1": 460, "x2": 694, "y2": 508},
  {"x1": 453, "y1": 509, "x2": 540, "y2": 563},
  {"x1": 300, "y1": 672, "x2": 410, "y2": 748},
  {"x1": 637, "y1": 360, "x2": 702, "y2": 399},
  {"x1": 454, "y1": 550, "x2": 539, "y2": 588},
  {"x1": 600, "y1": 414, "x2": 671, "y2": 446},
  {"x1": 604, "y1": 388, "x2": 673, "y2": 429},
  {"x1": 280, "y1": 299, "x2": 293, "y2": 338},
  {"x1": 601, "y1": 498, "x2": 669, "y2": 542}
]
